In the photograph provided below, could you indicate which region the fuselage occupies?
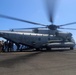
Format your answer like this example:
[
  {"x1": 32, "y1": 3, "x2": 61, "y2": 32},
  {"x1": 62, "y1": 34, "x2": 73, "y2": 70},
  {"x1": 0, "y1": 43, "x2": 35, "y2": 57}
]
[
  {"x1": 0, "y1": 30, "x2": 53, "y2": 48},
  {"x1": 0, "y1": 30, "x2": 75, "y2": 48}
]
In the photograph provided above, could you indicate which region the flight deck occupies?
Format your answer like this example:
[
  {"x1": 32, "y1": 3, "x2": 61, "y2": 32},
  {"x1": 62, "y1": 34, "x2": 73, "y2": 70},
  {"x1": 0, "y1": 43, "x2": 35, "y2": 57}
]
[{"x1": 0, "y1": 49, "x2": 76, "y2": 75}]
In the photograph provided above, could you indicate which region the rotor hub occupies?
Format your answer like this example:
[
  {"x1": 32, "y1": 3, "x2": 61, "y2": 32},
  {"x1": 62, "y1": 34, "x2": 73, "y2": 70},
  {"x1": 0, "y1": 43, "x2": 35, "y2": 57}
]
[{"x1": 47, "y1": 25, "x2": 59, "y2": 30}]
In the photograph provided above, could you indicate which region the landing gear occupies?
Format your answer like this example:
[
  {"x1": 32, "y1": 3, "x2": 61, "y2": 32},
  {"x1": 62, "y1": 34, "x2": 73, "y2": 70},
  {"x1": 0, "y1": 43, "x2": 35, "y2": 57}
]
[
  {"x1": 70, "y1": 47, "x2": 74, "y2": 50},
  {"x1": 46, "y1": 47, "x2": 51, "y2": 51},
  {"x1": 36, "y1": 48, "x2": 41, "y2": 51},
  {"x1": 35, "y1": 47, "x2": 52, "y2": 51}
]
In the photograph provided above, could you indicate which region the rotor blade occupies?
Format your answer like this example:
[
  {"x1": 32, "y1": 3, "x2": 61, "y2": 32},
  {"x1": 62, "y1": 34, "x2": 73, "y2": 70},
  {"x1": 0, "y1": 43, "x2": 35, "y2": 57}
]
[
  {"x1": 59, "y1": 28, "x2": 76, "y2": 30},
  {"x1": 11, "y1": 27, "x2": 46, "y2": 30},
  {"x1": 59, "y1": 22, "x2": 76, "y2": 27},
  {"x1": 46, "y1": 0, "x2": 57, "y2": 23},
  {"x1": 0, "y1": 14, "x2": 46, "y2": 26}
]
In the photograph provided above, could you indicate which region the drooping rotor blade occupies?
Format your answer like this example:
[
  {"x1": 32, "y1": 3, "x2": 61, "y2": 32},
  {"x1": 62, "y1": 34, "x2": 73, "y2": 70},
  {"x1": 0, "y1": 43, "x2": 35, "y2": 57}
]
[
  {"x1": 46, "y1": 0, "x2": 57, "y2": 23},
  {"x1": 0, "y1": 14, "x2": 46, "y2": 26},
  {"x1": 59, "y1": 28, "x2": 76, "y2": 30},
  {"x1": 59, "y1": 22, "x2": 76, "y2": 27},
  {"x1": 11, "y1": 27, "x2": 46, "y2": 30}
]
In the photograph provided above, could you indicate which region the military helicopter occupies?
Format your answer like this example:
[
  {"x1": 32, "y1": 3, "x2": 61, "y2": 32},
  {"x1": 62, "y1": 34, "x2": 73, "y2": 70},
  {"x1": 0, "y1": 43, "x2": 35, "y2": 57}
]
[{"x1": 0, "y1": 0, "x2": 76, "y2": 50}]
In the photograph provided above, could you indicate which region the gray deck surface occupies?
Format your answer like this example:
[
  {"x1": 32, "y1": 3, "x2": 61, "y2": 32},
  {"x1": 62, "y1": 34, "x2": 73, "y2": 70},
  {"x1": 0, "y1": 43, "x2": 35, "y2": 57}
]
[{"x1": 0, "y1": 49, "x2": 76, "y2": 75}]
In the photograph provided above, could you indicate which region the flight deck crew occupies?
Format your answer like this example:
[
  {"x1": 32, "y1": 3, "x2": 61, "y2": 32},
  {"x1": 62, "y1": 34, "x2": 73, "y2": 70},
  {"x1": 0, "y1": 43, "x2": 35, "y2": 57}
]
[
  {"x1": 3, "y1": 41, "x2": 13, "y2": 52},
  {"x1": 16, "y1": 43, "x2": 20, "y2": 51},
  {"x1": 8, "y1": 41, "x2": 13, "y2": 52},
  {"x1": 0, "y1": 41, "x2": 3, "y2": 52},
  {"x1": 2, "y1": 40, "x2": 5, "y2": 52},
  {"x1": 4, "y1": 41, "x2": 8, "y2": 52}
]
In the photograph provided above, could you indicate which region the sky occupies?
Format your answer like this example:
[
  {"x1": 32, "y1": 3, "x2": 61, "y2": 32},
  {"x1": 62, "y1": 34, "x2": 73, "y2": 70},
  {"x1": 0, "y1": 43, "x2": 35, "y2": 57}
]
[{"x1": 0, "y1": 0, "x2": 76, "y2": 41}]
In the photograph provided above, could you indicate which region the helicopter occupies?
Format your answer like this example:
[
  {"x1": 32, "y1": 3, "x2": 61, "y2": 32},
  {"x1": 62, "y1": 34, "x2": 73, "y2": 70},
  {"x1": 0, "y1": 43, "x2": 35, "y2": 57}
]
[{"x1": 0, "y1": 0, "x2": 76, "y2": 50}]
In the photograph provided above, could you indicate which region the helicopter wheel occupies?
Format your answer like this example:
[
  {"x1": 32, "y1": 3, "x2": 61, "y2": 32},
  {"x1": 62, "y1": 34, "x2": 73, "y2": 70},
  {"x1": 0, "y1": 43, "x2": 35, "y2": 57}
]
[
  {"x1": 70, "y1": 47, "x2": 74, "y2": 50},
  {"x1": 36, "y1": 48, "x2": 41, "y2": 51},
  {"x1": 46, "y1": 47, "x2": 51, "y2": 51}
]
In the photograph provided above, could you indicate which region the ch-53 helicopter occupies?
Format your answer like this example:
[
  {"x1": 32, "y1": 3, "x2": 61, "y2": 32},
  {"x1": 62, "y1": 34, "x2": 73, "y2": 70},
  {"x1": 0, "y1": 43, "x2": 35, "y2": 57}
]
[{"x1": 0, "y1": 0, "x2": 76, "y2": 50}]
